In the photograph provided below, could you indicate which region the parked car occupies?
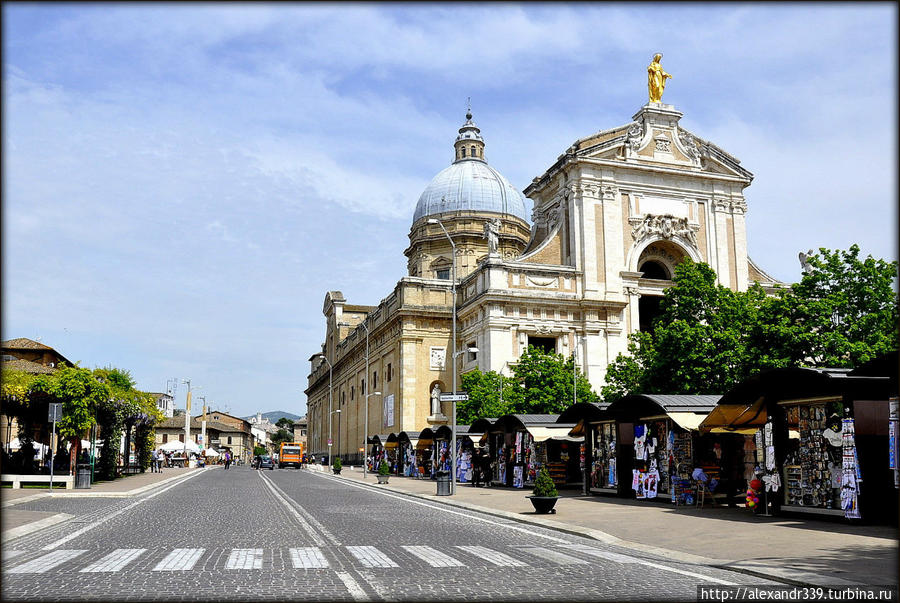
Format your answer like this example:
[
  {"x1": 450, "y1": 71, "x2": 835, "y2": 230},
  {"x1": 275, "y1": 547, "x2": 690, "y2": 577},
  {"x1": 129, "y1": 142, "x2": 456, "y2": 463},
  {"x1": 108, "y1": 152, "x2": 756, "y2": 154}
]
[{"x1": 254, "y1": 455, "x2": 275, "y2": 470}]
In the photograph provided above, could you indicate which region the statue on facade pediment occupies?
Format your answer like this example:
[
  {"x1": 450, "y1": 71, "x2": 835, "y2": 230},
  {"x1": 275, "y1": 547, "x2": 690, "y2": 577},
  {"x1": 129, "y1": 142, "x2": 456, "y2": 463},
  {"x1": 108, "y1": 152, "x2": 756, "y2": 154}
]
[
  {"x1": 647, "y1": 53, "x2": 672, "y2": 103},
  {"x1": 483, "y1": 218, "x2": 501, "y2": 255}
]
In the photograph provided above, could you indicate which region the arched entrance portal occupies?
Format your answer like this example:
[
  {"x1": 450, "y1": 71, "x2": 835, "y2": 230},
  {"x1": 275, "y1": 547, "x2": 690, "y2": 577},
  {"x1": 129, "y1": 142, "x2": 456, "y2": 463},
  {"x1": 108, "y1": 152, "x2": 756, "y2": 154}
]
[{"x1": 636, "y1": 241, "x2": 689, "y2": 332}]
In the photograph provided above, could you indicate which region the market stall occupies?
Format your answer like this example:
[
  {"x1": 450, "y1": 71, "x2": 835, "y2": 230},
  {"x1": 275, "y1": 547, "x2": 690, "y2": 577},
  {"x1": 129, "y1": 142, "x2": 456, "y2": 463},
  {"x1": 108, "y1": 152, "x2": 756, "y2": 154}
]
[
  {"x1": 557, "y1": 402, "x2": 611, "y2": 495},
  {"x1": 603, "y1": 395, "x2": 742, "y2": 505},
  {"x1": 485, "y1": 415, "x2": 581, "y2": 489},
  {"x1": 397, "y1": 431, "x2": 420, "y2": 477},
  {"x1": 698, "y1": 354, "x2": 897, "y2": 523}
]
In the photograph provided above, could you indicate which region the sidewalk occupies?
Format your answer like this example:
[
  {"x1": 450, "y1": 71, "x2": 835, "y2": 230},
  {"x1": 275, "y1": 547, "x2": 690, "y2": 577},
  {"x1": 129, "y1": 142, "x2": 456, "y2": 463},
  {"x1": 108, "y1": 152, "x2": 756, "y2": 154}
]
[
  {"x1": 326, "y1": 465, "x2": 898, "y2": 587},
  {"x1": 1, "y1": 466, "x2": 199, "y2": 541}
]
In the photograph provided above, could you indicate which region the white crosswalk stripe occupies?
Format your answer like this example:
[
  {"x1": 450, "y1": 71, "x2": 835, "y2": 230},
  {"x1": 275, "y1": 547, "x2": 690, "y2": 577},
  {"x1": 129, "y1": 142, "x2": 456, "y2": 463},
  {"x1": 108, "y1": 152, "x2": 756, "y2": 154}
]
[
  {"x1": 517, "y1": 546, "x2": 588, "y2": 565},
  {"x1": 454, "y1": 545, "x2": 528, "y2": 567},
  {"x1": 7, "y1": 549, "x2": 86, "y2": 573},
  {"x1": 557, "y1": 543, "x2": 637, "y2": 563},
  {"x1": 4, "y1": 550, "x2": 27, "y2": 560},
  {"x1": 225, "y1": 548, "x2": 263, "y2": 570},
  {"x1": 80, "y1": 549, "x2": 146, "y2": 572},
  {"x1": 152, "y1": 548, "x2": 205, "y2": 571},
  {"x1": 346, "y1": 546, "x2": 398, "y2": 568},
  {"x1": 401, "y1": 546, "x2": 464, "y2": 567},
  {"x1": 290, "y1": 547, "x2": 330, "y2": 569}
]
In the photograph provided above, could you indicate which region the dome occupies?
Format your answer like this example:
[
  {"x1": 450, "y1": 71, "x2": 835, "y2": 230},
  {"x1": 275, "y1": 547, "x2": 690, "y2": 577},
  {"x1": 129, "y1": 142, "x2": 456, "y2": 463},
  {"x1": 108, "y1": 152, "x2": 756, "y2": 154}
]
[
  {"x1": 412, "y1": 161, "x2": 530, "y2": 223},
  {"x1": 412, "y1": 111, "x2": 530, "y2": 223}
]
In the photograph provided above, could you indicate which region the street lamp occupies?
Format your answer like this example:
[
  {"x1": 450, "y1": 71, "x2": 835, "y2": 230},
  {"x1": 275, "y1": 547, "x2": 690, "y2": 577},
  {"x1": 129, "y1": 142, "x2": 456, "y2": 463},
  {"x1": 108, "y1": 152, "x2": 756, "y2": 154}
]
[
  {"x1": 573, "y1": 332, "x2": 585, "y2": 406},
  {"x1": 314, "y1": 353, "x2": 334, "y2": 466},
  {"x1": 427, "y1": 217, "x2": 461, "y2": 494}
]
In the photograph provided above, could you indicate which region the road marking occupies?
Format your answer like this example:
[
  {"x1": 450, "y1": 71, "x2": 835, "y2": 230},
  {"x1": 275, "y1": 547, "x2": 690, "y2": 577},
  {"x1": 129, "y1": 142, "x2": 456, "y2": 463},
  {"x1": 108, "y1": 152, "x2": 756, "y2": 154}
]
[
  {"x1": 401, "y1": 545, "x2": 465, "y2": 567},
  {"x1": 225, "y1": 548, "x2": 263, "y2": 570},
  {"x1": 257, "y1": 473, "x2": 329, "y2": 546},
  {"x1": 323, "y1": 475, "x2": 569, "y2": 543},
  {"x1": 346, "y1": 546, "x2": 399, "y2": 568},
  {"x1": 517, "y1": 546, "x2": 588, "y2": 565},
  {"x1": 79, "y1": 548, "x2": 145, "y2": 572},
  {"x1": 335, "y1": 571, "x2": 367, "y2": 601},
  {"x1": 42, "y1": 470, "x2": 205, "y2": 551},
  {"x1": 259, "y1": 472, "x2": 341, "y2": 544},
  {"x1": 7, "y1": 549, "x2": 86, "y2": 573},
  {"x1": 559, "y1": 544, "x2": 737, "y2": 586},
  {"x1": 455, "y1": 545, "x2": 528, "y2": 567},
  {"x1": 4, "y1": 550, "x2": 26, "y2": 559},
  {"x1": 289, "y1": 547, "x2": 329, "y2": 568},
  {"x1": 152, "y1": 548, "x2": 205, "y2": 571}
]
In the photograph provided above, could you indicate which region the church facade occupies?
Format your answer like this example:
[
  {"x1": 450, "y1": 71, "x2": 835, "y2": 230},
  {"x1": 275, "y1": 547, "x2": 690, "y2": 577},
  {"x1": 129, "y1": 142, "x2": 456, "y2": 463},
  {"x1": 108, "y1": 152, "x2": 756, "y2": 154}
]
[{"x1": 305, "y1": 95, "x2": 780, "y2": 464}]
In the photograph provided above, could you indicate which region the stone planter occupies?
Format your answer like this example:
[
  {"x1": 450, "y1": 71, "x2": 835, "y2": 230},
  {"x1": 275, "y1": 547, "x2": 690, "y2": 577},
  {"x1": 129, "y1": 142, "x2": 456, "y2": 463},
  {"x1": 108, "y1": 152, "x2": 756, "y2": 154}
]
[
  {"x1": 527, "y1": 495, "x2": 559, "y2": 514},
  {"x1": 376, "y1": 474, "x2": 390, "y2": 484}
]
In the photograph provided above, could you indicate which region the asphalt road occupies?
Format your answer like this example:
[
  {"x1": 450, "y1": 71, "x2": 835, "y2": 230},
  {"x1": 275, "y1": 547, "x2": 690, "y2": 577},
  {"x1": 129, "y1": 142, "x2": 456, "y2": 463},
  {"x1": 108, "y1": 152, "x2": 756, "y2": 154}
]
[{"x1": 1, "y1": 465, "x2": 782, "y2": 601}]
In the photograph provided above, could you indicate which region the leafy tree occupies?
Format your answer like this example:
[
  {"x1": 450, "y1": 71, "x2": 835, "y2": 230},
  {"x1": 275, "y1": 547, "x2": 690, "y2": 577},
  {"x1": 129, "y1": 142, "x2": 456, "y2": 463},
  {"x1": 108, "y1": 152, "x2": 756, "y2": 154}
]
[
  {"x1": 275, "y1": 417, "x2": 294, "y2": 430},
  {"x1": 602, "y1": 247, "x2": 898, "y2": 402},
  {"x1": 458, "y1": 369, "x2": 519, "y2": 424},
  {"x1": 270, "y1": 428, "x2": 293, "y2": 447},
  {"x1": 512, "y1": 346, "x2": 599, "y2": 414},
  {"x1": 51, "y1": 366, "x2": 109, "y2": 473},
  {"x1": 458, "y1": 347, "x2": 598, "y2": 421},
  {"x1": 253, "y1": 445, "x2": 267, "y2": 456},
  {"x1": 1, "y1": 368, "x2": 33, "y2": 455}
]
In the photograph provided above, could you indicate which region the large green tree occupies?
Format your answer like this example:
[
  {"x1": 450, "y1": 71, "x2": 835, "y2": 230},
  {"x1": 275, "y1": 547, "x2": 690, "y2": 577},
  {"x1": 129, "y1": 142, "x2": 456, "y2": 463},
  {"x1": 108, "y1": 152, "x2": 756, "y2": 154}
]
[
  {"x1": 602, "y1": 246, "x2": 898, "y2": 402},
  {"x1": 458, "y1": 346, "x2": 599, "y2": 422}
]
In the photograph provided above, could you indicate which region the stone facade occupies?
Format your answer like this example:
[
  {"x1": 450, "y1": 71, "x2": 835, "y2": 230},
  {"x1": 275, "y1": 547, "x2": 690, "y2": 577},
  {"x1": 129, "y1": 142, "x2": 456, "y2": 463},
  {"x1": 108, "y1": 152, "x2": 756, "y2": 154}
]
[{"x1": 305, "y1": 102, "x2": 781, "y2": 463}]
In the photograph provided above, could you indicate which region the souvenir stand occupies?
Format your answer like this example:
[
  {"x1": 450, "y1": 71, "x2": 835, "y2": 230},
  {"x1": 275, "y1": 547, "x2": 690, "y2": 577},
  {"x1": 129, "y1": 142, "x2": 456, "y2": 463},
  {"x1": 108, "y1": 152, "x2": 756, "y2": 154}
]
[
  {"x1": 699, "y1": 355, "x2": 897, "y2": 523},
  {"x1": 384, "y1": 433, "x2": 400, "y2": 474},
  {"x1": 487, "y1": 415, "x2": 580, "y2": 488},
  {"x1": 605, "y1": 395, "x2": 723, "y2": 504},
  {"x1": 450, "y1": 425, "x2": 477, "y2": 484},
  {"x1": 414, "y1": 429, "x2": 435, "y2": 479},
  {"x1": 426, "y1": 426, "x2": 452, "y2": 478},
  {"x1": 368, "y1": 434, "x2": 389, "y2": 471},
  {"x1": 397, "y1": 431, "x2": 420, "y2": 478},
  {"x1": 469, "y1": 418, "x2": 498, "y2": 483},
  {"x1": 557, "y1": 403, "x2": 612, "y2": 495}
]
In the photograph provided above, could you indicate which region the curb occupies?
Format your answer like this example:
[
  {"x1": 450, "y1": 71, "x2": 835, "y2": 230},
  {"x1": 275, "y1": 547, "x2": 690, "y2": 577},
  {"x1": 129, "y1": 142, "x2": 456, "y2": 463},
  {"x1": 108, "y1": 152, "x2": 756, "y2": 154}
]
[{"x1": 1, "y1": 512, "x2": 73, "y2": 543}]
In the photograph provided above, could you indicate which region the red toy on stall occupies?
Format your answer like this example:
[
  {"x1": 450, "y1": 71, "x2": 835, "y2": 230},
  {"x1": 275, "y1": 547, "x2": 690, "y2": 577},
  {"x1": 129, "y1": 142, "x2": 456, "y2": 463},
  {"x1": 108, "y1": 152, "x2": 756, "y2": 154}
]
[{"x1": 745, "y1": 478, "x2": 762, "y2": 510}]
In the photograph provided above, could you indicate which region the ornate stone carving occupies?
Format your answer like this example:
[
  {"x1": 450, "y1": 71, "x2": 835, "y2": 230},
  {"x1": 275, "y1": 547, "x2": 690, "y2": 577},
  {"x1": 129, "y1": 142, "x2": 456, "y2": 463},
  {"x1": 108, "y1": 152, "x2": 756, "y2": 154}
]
[
  {"x1": 677, "y1": 128, "x2": 701, "y2": 161},
  {"x1": 526, "y1": 275, "x2": 559, "y2": 288},
  {"x1": 654, "y1": 136, "x2": 671, "y2": 152},
  {"x1": 627, "y1": 121, "x2": 643, "y2": 151},
  {"x1": 535, "y1": 325, "x2": 553, "y2": 335},
  {"x1": 631, "y1": 214, "x2": 698, "y2": 247},
  {"x1": 600, "y1": 185, "x2": 617, "y2": 202},
  {"x1": 623, "y1": 286, "x2": 640, "y2": 297}
]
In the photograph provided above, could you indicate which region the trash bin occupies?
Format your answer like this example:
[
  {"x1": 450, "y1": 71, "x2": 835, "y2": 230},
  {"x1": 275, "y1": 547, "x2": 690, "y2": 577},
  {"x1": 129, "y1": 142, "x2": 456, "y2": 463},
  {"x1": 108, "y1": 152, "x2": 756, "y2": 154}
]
[
  {"x1": 436, "y1": 471, "x2": 451, "y2": 496},
  {"x1": 75, "y1": 464, "x2": 91, "y2": 489}
]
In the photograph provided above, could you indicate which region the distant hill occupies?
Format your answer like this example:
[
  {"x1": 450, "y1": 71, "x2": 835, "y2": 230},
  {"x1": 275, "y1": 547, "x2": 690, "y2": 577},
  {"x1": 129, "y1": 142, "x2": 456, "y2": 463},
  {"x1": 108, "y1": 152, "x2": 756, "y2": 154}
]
[{"x1": 243, "y1": 411, "x2": 302, "y2": 423}]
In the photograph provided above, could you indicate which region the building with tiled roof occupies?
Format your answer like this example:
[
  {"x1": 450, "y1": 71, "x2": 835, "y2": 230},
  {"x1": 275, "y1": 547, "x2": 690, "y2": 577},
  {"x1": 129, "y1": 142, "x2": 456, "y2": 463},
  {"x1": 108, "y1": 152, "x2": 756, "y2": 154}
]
[{"x1": 2, "y1": 338, "x2": 73, "y2": 372}]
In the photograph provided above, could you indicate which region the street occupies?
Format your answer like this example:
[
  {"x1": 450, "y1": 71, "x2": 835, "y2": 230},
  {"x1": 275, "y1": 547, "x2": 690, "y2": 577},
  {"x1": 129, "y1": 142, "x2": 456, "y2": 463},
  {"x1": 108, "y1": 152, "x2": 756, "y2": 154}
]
[{"x1": 3, "y1": 465, "x2": 787, "y2": 601}]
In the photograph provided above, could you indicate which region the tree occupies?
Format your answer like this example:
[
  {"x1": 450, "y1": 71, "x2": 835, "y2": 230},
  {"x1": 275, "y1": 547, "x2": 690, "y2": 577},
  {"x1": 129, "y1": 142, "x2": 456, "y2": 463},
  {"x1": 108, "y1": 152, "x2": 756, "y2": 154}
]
[
  {"x1": 512, "y1": 346, "x2": 599, "y2": 414},
  {"x1": 602, "y1": 248, "x2": 898, "y2": 402},
  {"x1": 270, "y1": 428, "x2": 293, "y2": 447},
  {"x1": 458, "y1": 347, "x2": 599, "y2": 422},
  {"x1": 51, "y1": 366, "x2": 109, "y2": 474},
  {"x1": 275, "y1": 417, "x2": 294, "y2": 431}
]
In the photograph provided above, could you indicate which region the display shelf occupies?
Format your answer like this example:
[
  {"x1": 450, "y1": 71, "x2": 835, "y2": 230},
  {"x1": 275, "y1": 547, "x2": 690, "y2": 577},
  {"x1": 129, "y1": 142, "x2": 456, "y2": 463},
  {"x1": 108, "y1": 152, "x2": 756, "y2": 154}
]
[{"x1": 547, "y1": 462, "x2": 567, "y2": 485}]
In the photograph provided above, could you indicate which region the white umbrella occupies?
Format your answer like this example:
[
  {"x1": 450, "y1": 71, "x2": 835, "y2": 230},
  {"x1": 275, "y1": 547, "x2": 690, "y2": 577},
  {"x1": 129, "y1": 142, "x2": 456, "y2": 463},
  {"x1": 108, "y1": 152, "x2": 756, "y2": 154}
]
[
  {"x1": 160, "y1": 440, "x2": 200, "y2": 453},
  {"x1": 203, "y1": 448, "x2": 219, "y2": 457}
]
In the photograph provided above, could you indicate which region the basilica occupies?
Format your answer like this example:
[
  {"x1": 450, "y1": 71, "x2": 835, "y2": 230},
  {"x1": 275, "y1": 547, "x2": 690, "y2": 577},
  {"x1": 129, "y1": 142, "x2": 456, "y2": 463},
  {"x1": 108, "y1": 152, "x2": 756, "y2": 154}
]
[{"x1": 305, "y1": 80, "x2": 781, "y2": 464}]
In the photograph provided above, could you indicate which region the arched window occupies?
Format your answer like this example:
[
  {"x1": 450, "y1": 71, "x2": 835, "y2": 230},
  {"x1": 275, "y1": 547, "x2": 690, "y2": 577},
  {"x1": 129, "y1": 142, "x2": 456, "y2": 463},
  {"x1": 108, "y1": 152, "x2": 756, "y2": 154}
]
[
  {"x1": 461, "y1": 147, "x2": 466, "y2": 158},
  {"x1": 639, "y1": 260, "x2": 670, "y2": 280},
  {"x1": 471, "y1": 145, "x2": 476, "y2": 157}
]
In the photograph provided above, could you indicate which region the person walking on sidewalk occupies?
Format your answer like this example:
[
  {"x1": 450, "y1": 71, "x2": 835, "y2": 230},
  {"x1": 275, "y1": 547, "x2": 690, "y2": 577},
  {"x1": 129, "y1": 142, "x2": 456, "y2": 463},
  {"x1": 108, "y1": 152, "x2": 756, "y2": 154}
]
[
  {"x1": 156, "y1": 450, "x2": 164, "y2": 473},
  {"x1": 224, "y1": 451, "x2": 232, "y2": 470},
  {"x1": 151, "y1": 449, "x2": 159, "y2": 473}
]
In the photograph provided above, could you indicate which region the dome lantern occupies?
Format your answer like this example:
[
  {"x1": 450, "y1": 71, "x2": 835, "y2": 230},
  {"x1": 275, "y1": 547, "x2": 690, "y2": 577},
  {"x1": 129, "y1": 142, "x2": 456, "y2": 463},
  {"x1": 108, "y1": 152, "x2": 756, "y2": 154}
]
[{"x1": 453, "y1": 110, "x2": 486, "y2": 163}]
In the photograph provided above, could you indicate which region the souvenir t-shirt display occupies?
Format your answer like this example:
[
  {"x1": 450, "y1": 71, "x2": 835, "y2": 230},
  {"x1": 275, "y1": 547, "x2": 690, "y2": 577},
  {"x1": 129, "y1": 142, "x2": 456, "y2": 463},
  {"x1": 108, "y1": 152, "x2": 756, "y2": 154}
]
[
  {"x1": 782, "y1": 404, "x2": 843, "y2": 510},
  {"x1": 591, "y1": 423, "x2": 617, "y2": 489}
]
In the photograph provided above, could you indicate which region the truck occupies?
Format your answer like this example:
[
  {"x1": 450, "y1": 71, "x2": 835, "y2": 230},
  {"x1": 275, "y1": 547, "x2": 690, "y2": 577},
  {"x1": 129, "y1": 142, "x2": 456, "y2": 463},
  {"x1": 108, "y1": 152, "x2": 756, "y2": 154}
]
[{"x1": 278, "y1": 442, "x2": 303, "y2": 469}]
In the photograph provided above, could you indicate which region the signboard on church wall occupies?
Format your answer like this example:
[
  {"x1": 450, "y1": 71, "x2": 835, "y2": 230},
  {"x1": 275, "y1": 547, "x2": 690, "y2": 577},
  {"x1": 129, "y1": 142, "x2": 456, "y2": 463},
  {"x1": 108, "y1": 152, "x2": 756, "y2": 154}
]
[{"x1": 383, "y1": 394, "x2": 394, "y2": 428}]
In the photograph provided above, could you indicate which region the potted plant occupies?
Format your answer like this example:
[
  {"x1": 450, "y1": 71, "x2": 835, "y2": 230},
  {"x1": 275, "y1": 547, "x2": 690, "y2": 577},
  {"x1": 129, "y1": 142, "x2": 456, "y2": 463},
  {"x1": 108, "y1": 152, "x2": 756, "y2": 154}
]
[
  {"x1": 527, "y1": 465, "x2": 559, "y2": 514},
  {"x1": 376, "y1": 460, "x2": 390, "y2": 484},
  {"x1": 332, "y1": 457, "x2": 342, "y2": 475}
]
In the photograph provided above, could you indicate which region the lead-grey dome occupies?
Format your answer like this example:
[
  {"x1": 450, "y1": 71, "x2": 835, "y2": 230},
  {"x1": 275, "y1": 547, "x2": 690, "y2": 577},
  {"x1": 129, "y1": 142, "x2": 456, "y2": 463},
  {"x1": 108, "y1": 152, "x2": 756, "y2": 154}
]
[{"x1": 412, "y1": 112, "x2": 530, "y2": 223}]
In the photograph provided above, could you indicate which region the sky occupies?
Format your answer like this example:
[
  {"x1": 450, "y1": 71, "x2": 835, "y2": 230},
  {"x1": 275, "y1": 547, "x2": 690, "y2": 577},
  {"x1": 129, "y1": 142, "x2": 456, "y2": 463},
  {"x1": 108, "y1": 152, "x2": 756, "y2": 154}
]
[{"x1": 3, "y1": 3, "x2": 897, "y2": 419}]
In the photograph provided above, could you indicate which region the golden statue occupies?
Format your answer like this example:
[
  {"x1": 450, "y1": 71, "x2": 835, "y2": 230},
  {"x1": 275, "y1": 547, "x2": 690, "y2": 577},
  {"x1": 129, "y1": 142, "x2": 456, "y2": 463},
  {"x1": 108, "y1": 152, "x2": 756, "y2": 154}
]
[{"x1": 647, "y1": 53, "x2": 672, "y2": 103}]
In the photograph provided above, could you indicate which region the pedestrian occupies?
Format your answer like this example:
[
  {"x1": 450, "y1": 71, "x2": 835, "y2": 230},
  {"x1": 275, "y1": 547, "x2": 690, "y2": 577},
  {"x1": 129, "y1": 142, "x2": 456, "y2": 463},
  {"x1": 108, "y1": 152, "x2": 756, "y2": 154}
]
[
  {"x1": 157, "y1": 450, "x2": 164, "y2": 473},
  {"x1": 224, "y1": 451, "x2": 231, "y2": 470},
  {"x1": 151, "y1": 449, "x2": 159, "y2": 473}
]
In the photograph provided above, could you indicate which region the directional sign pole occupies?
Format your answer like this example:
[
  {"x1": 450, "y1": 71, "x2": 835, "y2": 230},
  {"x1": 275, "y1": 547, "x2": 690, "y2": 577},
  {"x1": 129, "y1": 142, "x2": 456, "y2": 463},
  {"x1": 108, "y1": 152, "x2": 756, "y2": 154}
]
[{"x1": 48, "y1": 403, "x2": 62, "y2": 492}]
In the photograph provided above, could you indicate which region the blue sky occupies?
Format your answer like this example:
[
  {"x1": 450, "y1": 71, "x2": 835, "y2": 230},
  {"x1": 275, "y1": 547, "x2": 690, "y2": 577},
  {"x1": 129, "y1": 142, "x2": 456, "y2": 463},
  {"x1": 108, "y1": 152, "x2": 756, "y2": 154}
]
[{"x1": 3, "y1": 3, "x2": 897, "y2": 418}]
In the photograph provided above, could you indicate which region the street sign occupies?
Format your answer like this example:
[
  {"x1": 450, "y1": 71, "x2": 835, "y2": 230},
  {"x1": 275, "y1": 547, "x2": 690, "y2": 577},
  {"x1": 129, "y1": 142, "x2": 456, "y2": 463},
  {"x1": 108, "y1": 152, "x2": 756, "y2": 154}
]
[
  {"x1": 327, "y1": 438, "x2": 333, "y2": 445},
  {"x1": 48, "y1": 403, "x2": 62, "y2": 422},
  {"x1": 440, "y1": 394, "x2": 469, "y2": 402}
]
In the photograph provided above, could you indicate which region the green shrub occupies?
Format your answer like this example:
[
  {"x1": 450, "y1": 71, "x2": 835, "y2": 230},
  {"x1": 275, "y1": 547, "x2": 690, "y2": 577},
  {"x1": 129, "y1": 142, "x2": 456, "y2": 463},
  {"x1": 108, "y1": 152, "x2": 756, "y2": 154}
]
[
  {"x1": 378, "y1": 460, "x2": 390, "y2": 476},
  {"x1": 532, "y1": 465, "x2": 558, "y2": 498},
  {"x1": 332, "y1": 457, "x2": 342, "y2": 470}
]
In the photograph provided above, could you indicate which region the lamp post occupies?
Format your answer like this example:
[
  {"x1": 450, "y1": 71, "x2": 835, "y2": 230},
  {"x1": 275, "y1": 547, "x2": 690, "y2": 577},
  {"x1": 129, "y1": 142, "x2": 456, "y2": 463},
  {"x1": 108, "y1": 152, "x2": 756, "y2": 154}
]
[
  {"x1": 182, "y1": 379, "x2": 192, "y2": 459},
  {"x1": 314, "y1": 353, "x2": 334, "y2": 466},
  {"x1": 427, "y1": 217, "x2": 460, "y2": 494},
  {"x1": 360, "y1": 321, "x2": 372, "y2": 476}
]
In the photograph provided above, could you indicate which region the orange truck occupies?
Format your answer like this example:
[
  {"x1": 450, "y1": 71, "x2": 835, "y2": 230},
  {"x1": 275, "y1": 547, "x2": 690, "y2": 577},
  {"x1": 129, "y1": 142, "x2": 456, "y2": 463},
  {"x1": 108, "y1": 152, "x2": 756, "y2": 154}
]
[{"x1": 279, "y1": 442, "x2": 303, "y2": 468}]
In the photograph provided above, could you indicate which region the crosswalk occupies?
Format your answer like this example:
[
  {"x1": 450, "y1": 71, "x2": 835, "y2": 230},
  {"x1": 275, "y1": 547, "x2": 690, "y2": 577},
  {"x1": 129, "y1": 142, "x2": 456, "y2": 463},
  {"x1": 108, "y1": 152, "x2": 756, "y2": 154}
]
[{"x1": 3, "y1": 543, "x2": 628, "y2": 574}]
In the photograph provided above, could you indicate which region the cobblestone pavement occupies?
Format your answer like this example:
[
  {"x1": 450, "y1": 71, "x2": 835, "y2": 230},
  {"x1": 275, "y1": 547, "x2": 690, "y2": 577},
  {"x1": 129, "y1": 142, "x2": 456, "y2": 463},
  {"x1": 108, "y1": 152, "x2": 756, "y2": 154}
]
[{"x1": 0, "y1": 466, "x2": 792, "y2": 602}]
